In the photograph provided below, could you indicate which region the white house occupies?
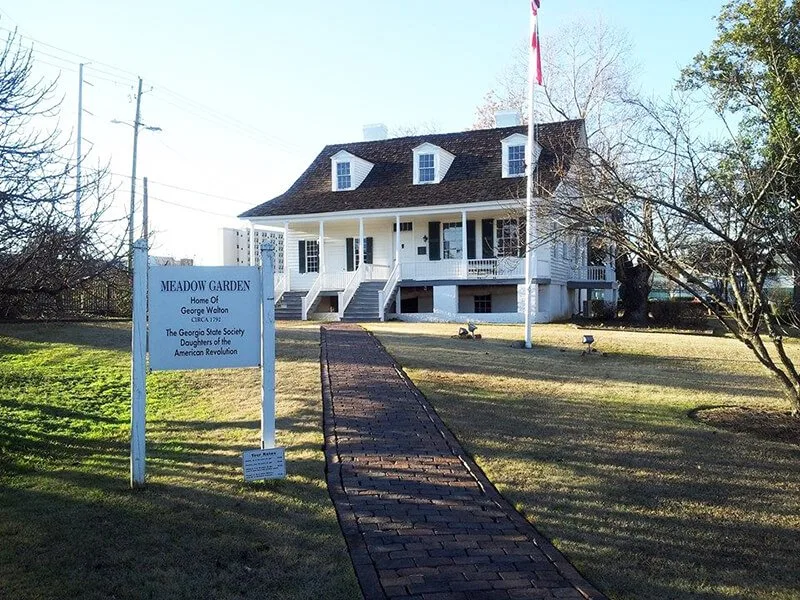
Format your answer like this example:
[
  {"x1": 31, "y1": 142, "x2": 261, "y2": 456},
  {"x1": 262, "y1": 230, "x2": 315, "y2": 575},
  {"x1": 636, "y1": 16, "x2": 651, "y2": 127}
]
[{"x1": 240, "y1": 115, "x2": 617, "y2": 322}]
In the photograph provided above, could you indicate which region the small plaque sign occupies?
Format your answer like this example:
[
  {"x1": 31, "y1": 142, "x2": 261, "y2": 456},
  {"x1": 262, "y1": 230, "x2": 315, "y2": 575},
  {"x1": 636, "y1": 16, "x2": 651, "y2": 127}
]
[{"x1": 243, "y1": 447, "x2": 286, "y2": 481}]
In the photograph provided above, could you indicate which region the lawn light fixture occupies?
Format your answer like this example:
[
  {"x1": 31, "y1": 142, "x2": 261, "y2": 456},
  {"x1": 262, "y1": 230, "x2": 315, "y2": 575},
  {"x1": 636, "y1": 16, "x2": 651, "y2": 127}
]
[{"x1": 581, "y1": 335, "x2": 596, "y2": 356}]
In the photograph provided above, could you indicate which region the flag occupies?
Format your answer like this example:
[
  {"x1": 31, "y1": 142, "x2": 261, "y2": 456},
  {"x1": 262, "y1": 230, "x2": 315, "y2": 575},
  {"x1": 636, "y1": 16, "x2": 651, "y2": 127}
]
[{"x1": 531, "y1": 0, "x2": 542, "y2": 85}]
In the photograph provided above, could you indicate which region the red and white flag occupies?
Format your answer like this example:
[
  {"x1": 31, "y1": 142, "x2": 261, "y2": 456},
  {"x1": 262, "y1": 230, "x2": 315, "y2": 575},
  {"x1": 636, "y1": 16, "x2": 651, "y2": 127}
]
[{"x1": 531, "y1": 0, "x2": 542, "y2": 85}]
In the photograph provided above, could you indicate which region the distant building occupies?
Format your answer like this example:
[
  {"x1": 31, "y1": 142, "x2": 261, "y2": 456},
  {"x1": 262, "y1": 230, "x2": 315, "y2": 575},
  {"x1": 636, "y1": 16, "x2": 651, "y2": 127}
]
[
  {"x1": 220, "y1": 227, "x2": 284, "y2": 268},
  {"x1": 150, "y1": 255, "x2": 194, "y2": 266}
]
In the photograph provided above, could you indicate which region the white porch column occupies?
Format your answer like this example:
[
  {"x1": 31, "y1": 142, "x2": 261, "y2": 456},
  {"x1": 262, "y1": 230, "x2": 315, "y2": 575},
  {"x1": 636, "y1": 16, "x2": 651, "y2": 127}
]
[
  {"x1": 395, "y1": 215, "x2": 400, "y2": 265},
  {"x1": 358, "y1": 217, "x2": 365, "y2": 269},
  {"x1": 319, "y1": 220, "x2": 325, "y2": 276},
  {"x1": 461, "y1": 210, "x2": 468, "y2": 277},
  {"x1": 283, "y1": 221, "x2": 290, "y2": 291}
]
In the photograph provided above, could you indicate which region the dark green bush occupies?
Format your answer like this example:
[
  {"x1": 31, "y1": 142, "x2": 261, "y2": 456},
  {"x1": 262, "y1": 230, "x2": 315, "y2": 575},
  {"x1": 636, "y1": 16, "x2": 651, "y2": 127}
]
[{"x1": 649, "y1": 300, "x2": 708, "y2": 329}]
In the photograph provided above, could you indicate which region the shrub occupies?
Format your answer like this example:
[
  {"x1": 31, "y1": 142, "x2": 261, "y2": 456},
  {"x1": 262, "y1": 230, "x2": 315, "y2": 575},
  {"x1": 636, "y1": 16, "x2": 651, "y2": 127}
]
[
  {"x1": 590, "y1": 299, "x2": 616, "y2": 320},
  {"x1": 649, "y1": 300, "x2": 708, "y2": 329}
]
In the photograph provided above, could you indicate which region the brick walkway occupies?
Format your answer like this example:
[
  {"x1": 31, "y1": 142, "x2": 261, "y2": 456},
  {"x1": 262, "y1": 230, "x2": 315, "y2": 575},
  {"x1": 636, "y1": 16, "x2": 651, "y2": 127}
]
[{"x1": 320, "y1": 324, "x2": 606, "y2": 600}]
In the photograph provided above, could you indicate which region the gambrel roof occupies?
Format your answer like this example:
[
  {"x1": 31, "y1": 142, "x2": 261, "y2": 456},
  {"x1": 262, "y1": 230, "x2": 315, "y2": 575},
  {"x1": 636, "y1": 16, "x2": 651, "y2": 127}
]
[{"x1": 240, "y1": 119, "x2": 585, "y2": 218}]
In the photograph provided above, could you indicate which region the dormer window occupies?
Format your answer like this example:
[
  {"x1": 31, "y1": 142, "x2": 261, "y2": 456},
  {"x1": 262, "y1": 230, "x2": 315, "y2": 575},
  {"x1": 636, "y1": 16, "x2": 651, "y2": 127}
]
[
  {"x1": 501, "y1": 133, "x2": 539, "y2": 178},
  {"x1": 330, "y1": 150, "x2": 373, "y2": 191},
  {"x1": 412, "y1": 143, "x2": 455, "y2": 185},
  {"x1": 336, "y1": 162, "x2": 352, "y2": 190},
  {"x1": 508, "y1": 145, "x2": 525, "y2": 176},
  {"x1": 419, "y1": 154, "x2": 435, "y2": 182}
]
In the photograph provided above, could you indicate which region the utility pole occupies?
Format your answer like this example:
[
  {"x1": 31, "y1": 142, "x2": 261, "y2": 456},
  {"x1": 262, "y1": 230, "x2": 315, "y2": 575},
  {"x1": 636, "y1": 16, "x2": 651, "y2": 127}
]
[
  {"x1": 142, "y1": 176, "x2": 149, "y2": 243},
  {"x1": 76, "y1": 63, "x2": 84, "y2": 232},
  {"x1": 128, "y1": 76, "x2": 143, "y2": 270}
]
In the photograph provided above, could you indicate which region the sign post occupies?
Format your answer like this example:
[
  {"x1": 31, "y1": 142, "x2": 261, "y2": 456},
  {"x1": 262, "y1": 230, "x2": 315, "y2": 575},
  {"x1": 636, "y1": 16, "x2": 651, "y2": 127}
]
[
  {"x1": 130, "y1": 239, "x2": 148, "y2": 488},
  {"x1": 129, "y1": 240, "x2": 284, "y2": 488},
  {"x1": 260, "y1": 243, "x2": 276, "y2": 449}
]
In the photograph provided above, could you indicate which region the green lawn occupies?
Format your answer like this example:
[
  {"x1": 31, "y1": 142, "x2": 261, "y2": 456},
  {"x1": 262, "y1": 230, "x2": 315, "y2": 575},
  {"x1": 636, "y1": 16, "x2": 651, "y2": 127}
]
[
  {"x1": 0, "y1": 321, "x2": 360, "y2": 600},
  {"x1": 366, "y1": 322, "x2": 800, "y2": 600}
]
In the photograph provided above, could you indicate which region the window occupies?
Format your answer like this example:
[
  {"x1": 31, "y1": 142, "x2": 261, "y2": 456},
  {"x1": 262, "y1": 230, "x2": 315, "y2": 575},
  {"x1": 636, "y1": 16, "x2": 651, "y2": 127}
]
[
  {"x1": 442, "y1": 222, "x2": 463, "y2": 259},
  {"x1": 393, "y1": 221, "x2": 413, "y2": 232},
  {"x1": 474, "y1": 294, "x2": 492, "y2": 313},
  {"x1": 508, "y1": 145, "x2": 525, "y2": 176},
  {"x1": 336, "y1": 162, "x2": 351, "y2": 190},
  {"x1": 305, "y1": 240, "x2": 319, "y2": 273},
  {"x1": 419, "y1": 153, "x2": 435, "y2": 183},
  {"x1": 495, "y1": 219, "x2": 519, "y2": 257}
]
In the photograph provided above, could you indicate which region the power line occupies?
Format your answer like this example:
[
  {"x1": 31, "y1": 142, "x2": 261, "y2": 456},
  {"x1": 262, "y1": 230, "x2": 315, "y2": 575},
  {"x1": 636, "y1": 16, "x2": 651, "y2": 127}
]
[
  {"x1": 110, "y1": 172, "x2": 255, "y2": 205},
  {"x1": 0, "y1": 26, "x2": 138, "y2": 79},
  {"x1": 147, "y1": 194, "x2": 243, "y2": 218},
  {"x1": 6, "y1": 26, "x2": 300, "y2": 154}
]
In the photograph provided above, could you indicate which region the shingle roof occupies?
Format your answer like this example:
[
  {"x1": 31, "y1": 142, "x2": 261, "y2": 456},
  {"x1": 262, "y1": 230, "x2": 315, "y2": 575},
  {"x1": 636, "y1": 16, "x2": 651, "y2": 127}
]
[{"x1": 240, "y1": 119, "x2": 584, "y2": 219}]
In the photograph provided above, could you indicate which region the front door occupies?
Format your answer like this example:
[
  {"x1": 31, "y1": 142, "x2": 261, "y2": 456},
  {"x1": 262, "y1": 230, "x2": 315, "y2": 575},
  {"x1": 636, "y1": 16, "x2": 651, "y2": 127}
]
[{"x1": 393, "y1": 221, "x2": 416, "y2": 264}]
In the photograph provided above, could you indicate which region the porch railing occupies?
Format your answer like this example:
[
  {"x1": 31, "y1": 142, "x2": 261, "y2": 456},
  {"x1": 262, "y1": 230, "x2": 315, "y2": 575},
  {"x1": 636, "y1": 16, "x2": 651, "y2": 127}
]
[
  {"x1": 571, "y1": 265, "x2": 608, "y2": 281},
  {"x1": 400, "y1": 258, "x2": 526, "y2": 281},
  {"x1": 378, "y1": 262, "x2": 402, "y2": 322},
  {"x1": 467, "y1": 257, "x2": 525, "y2": 278},
  {"x1": 301, "y1": 273, "x2": 323, "y2": 321},
  {"x1": 364, "y1": 263, "x2": 391, "y2": 281},
  {"x1": 338, "y1": 263, "x2": 365, "y2": 318},
  {"x1": 274, "y1": 273, "x2": 286, "y2": 305}
]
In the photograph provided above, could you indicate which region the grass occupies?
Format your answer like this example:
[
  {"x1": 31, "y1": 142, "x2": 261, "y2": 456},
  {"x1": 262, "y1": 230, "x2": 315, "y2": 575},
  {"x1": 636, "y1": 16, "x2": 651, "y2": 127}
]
[
  {"x1": 0, "y1": 321, "x2": 360, "y2": 600},
  {"x1": 365, "y1": 322, "x2": 800, "y2": 600}
]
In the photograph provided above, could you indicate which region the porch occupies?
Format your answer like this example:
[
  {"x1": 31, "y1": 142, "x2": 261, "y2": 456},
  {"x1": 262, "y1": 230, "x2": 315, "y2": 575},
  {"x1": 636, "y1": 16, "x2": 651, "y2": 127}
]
[{"x1": 252, "y1": 211, "x2": 615, "y2": 321}]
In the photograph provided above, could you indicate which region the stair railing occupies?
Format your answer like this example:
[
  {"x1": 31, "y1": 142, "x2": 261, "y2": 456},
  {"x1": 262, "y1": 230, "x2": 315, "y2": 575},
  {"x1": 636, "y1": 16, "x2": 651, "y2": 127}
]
[
  {"x1": 301, "y1": 273, "x2": 323, "y2": 321},
  {"x1": 273, "y1": 273, "x2": 286, "y2": 305},
  {"x1": 378, "y1": 262, "x2": 401, "y2": 322},
  {"x1": 338, "y1": 263, "x2": 365, "y2": 319}
]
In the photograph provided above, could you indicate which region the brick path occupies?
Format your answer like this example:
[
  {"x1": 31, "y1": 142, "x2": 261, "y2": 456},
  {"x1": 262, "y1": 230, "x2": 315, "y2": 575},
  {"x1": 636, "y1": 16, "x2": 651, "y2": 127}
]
[{"x1": 320, "y1": 324, "x2": 606, "y2": 600}]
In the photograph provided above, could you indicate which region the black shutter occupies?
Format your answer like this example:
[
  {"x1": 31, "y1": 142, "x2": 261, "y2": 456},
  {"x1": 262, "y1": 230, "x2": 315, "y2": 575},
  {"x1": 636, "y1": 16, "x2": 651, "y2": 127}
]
[
  {"x1": 428, "y1": 222, "x2": 440, "y2": 261},
  {"x1": 364, "y1": 237, "x2": 373, "y2": 264},
  {"x1": 298, "y1": 240, "x2": 306, "y2": 274},
  {"x1": 518, "y1": 217, "x2": 527, "y2": 258},
  {"x1": 466, "y1": 220, "x2": 476, "y2": 260},
  {"x1": 482, "y1": 219, "x2": 494, "y2": 258},
  {"x1": 346, "y1": 237, "x2": 354, "y2": 271}
]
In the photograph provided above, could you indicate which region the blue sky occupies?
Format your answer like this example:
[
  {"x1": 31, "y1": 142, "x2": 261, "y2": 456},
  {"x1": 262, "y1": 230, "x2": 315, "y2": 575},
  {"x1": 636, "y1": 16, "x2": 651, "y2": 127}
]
[{"x1": 1, "y1": 1, "x2": 722, "y2": 263}]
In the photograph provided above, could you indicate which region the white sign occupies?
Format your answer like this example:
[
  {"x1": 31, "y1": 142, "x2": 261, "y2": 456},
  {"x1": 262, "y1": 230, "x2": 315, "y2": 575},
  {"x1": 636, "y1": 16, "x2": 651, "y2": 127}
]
[
  {"x1": 149, "y1": 266, "x2": 261, "y2": 371},
  {"x1": 242, "y1": 447, "x2": 286, "y2": 481}
]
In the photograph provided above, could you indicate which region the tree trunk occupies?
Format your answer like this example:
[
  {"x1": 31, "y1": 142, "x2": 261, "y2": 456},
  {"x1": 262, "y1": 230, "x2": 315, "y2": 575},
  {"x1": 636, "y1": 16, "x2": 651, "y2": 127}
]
[{"x1": 616, "y1": 253, "x2": 652, "y2": 324}]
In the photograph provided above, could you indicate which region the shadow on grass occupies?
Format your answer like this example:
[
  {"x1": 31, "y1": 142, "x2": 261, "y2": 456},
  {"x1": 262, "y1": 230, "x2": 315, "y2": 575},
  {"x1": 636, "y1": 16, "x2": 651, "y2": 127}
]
[
  {"x1": 0, "y1": 453, "x2": 358, "y2": 600},
  {"x1": 366, "y1": 326, "x2": 800, "y2": 600},
  {"x1": 0, "y1": 321, "x2": 359, "y2": 600},
  {"x1": 367, "y1": 329, "x2": 782, "y2": 401}
]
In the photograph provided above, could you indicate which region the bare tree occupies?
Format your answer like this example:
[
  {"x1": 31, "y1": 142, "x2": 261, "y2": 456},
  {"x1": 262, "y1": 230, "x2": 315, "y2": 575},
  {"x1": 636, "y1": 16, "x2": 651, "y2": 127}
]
[
  {"x1": 0, "y1": 31, "x2": 124, "y2": 318},
  {"x1": 474, "y1": 16, "x2": 651, "y2": 321},
  {"x1": 390, "y1": 121, "x2": 442, "y2": 137},
  {"x1": 546, "y1": 88, "x2": 800, "y2": 414},
  {"x1": 473, "y1": 16, "x2": 639, "y2": 144}
]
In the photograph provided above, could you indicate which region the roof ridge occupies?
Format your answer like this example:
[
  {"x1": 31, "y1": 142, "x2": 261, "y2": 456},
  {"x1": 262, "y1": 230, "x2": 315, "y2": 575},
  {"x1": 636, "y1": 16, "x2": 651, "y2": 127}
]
[{"x1": 323, "y1": 118, "x2": 585, "y2": 149}]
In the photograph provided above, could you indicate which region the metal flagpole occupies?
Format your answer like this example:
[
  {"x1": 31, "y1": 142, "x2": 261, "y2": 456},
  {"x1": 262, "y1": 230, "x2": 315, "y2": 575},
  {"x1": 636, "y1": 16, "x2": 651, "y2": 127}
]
[{"x1": 524, "y1": 0, "x2": 541, "y2": 349}]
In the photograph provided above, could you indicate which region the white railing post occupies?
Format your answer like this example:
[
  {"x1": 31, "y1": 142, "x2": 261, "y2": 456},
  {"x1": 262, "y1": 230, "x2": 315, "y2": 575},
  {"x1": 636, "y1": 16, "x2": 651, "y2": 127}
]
[
  {"x1": 379, "y1": 290, "x2": 385, "y2": 321},
  {"x1": 260, "y1": 242, "x2": 276, "y2": 449},
  {"x1": 301, "y1": 273, "x2": 323, "y2": 321},
  {"x1": 130, "y1": 239, "x2": 148, "y2": 488}
]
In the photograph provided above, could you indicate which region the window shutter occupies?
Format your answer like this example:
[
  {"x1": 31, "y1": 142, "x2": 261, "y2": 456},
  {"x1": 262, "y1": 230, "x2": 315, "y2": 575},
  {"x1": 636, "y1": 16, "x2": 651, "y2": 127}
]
[
  {"x1": 466, "y1": 220, "x2": 476, "y2": 260},
  {"x1": 364, "y1": 237, "x2": 373, "y2": 264},
  {"x1": 518, "y1": 217, "x2": 527, "y2": 258},
  {"x1": 298, "y1": 240, "x2": 306, "y2": 274},
  {"x1": 346, "y1": 237, "x2": 354, "y2": 271},
  {"x1": 481, "y1": 219, "x2": 494, "y2": 258},
  {"x1": 428, "y1": 222, "x2": 440, "y2": 261}
]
